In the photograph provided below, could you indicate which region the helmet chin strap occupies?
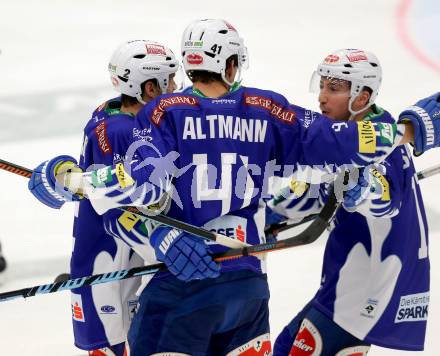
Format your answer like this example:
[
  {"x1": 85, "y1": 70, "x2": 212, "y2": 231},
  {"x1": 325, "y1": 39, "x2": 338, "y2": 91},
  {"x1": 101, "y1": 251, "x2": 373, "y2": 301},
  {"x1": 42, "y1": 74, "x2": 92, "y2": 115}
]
[
  {"x1": 348, "y1": 95, "x2": 373, "y2": 120},
  {"x1": 221, "y1": 67, "x2": 242, "y2": 90},
  {"x1": 136, "y1": 94, "x2": 147, "y2": 105}
]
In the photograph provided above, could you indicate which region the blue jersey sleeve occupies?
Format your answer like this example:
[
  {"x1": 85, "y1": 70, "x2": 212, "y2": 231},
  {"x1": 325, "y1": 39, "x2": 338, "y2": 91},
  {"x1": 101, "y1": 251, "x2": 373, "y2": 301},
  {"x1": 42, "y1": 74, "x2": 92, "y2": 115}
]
[
  {"x1": 291, "y1": 104, "x2": 405, "y2": 168},
  {"x1": 81, "y1": 96, "x2": 179, "y2": 214}
]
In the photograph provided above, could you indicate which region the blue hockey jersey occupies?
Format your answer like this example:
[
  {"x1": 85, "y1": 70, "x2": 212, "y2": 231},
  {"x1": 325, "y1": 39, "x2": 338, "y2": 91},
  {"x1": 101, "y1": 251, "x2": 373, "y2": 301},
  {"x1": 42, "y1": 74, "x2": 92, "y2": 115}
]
[
  {"x1": 71, "y1": 98, "x2": 143, "y2": 350},
  {"x1": 268, "y1": 107, "x2": 430, "y2": 350},
  {"x1": 82, "y1": 87, "x2": 405, "y2": 277}
]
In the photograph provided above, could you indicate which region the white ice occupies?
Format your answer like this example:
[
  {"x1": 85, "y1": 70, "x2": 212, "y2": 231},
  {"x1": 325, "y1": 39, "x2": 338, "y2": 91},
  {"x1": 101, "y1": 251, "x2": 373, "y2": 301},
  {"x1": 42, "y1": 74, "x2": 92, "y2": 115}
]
[{"x1": 0, "y1": 0, "x2": 439, "y2": 354}]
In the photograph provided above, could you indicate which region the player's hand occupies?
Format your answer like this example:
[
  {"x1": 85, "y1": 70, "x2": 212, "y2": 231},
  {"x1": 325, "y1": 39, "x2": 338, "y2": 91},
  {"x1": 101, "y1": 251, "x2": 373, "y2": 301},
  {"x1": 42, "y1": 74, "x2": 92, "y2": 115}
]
[
  {"x1": 398, "y1": 92, "x2": 440, "y2": 155},
  {"x1": 28, "y1": 155, "x2": 82, "y2": 209},
  {"x1": 343, "y1": 167, "x2": 383, "y2": 213},
  {"x1": 150, "y1": 226, "x2": 220, "y2": 282}
]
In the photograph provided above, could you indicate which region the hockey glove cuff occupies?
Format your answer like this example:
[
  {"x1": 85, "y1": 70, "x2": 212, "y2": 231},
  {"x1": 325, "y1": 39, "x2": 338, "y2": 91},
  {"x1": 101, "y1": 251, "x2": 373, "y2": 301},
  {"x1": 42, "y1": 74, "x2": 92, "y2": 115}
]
[
  {"x1": 28, "y1": 155, "x2": 83, "y2": 209},
  {"x1": 398, "y1": 92, "x2": 440, "y2": 155}
]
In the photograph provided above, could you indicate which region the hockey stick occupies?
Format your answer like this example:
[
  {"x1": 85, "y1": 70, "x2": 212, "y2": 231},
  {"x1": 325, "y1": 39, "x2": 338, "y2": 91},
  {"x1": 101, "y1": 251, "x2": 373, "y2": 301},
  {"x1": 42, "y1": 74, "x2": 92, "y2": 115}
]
[
  {"x1": 0, "y1": 158, "x2": 340, "y2": 302},
  {"x1": 265, "y1": 163, "x2": 440, "y2": 237},
  {"x1": 0, "y1": 158, "x2": 247, "y2": 249},
  {"x1": 0, "y1": 191, "x2": 339, "y2": 303}
]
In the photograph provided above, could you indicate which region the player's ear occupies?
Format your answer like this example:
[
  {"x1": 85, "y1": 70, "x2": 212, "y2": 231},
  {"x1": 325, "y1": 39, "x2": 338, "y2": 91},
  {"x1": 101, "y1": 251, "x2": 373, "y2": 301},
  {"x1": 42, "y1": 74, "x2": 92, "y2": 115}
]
[
  {"x1": 359, "y1": 89, "x2": 371, "y2": 107},
  {"x1": 355, "y1": 90, "x2": 371, "y2": 108},
  {"x1": 225, "y1": 56, "x2": 237, "y2": 77},
  {"x1": 143, "y1": 80, "x2": 161, "y2": 99}
]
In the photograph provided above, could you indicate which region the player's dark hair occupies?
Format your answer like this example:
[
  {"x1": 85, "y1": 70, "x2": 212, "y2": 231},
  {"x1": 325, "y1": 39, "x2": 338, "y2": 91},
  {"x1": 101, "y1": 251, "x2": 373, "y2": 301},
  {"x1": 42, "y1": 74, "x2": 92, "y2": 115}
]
[
  {"x1": 362, "y1": 86, "x2": 373, "y2": 95},
  {"x1": 121, "y1": 78, "x2": 159, "y2": 107},
  {"x1": 187, "y1": 55, "x2": 238, "y2": 83}
]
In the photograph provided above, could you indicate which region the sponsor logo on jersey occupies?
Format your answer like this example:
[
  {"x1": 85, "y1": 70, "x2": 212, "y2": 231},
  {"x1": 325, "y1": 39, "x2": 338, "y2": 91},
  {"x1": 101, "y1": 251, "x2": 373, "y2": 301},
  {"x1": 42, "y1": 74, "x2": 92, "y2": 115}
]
[
  {"x1": 115, "y1": 162, "x2": 134, "y2": 189},
  {"x1": 244, "y1": 94, "x2": 296, "y2": 124},
  {"x1": 324, "y1": 54, "x2": 340, "y2": 63},
  {"x1": 290, "y1": 318, "x2": 322, "y2": 355},
  {"x1": 369, "y1": 167, "x2": 390, "y2": 201},
  {"x1": 303, "y1": 110, "x2": 318, "y2": 128},
  {"x1": 146, "y1": 43, "x2": 166, "y2": 56},
  {"x1": 346, "y1": 50, "x2": 368, "y2": 62},
  {"x1": 186, "y1": 53, "x2": 204, "y2": 65},
  {"x1": 151, "y1": 95, "x2": 198, "y2": 126},
  {"x1": 133, "y1": 126, "x2": 153, "y2": 142},
  {"x1": 71, "y1": 293, "x2": 85, "y2": 322},
  {"x1": 127, "y1": 299, "x2": 138, "y2": 321},
  {"x1": 225, "y1": 333, "x2": 271, "y2": 355},
  {"x1": 204, "y1": 215, "x2": 248, "y2": 244},
  {"x1": 335, "y1": 345, "x2": 370, "y2": 356},
  {"x1": 395, "y1": 291, "x2": 429, "y2": 323},
  {"x1": 211, "y1": 99, "x2": 237, "y2": 105},
  {"x1": 375, "y1": 122, "x2": 397, "y2": 146},
  {"x1": 361, "y1": 298, "x2": 378, "y2": 319},
  {"x1": 358, "y1": 121, "x2": 376, "y2": 153},
  {"x1": 118, "y1": 210, "x2": 141, "y2": 232},
  {"x1": 91, "y1": 166, "x2": 113, "y2": 187},
  {"x1": 100, "y1": 305, "x2": 116, "y2": 314},
  {"x1": 94, "y1": 121, "x2": 112, "y2": 155},
  {"x1": 236, "y1": 224, "x2": 245, "y2": 242}
]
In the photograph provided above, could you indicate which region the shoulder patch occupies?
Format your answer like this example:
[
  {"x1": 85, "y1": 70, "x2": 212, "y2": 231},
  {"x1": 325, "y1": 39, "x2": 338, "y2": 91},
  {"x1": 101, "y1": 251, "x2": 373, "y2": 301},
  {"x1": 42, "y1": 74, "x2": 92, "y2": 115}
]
[
  {"x1": 151, "y1": 95, "x2": 198, "y2": 126},
  {"x1": 94, "y1": 121, "x2": 112, "y2": 155},
  {"x1": 244, "y1": 94, "x2": 296, "y2": 124}
]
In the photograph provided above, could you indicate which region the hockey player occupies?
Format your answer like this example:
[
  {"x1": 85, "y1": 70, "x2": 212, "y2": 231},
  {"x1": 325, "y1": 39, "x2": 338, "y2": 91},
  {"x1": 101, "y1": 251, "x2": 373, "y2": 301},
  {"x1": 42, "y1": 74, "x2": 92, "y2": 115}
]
[
  {"x1": 27, "y1": 20, "x2": 440, "y2": 355},
  {"x1": 68, "y1": 40, "x2": 179, "y2": 356},
  {"x1": 271, "y1": 49, "x2": 430, "y2": 355}
]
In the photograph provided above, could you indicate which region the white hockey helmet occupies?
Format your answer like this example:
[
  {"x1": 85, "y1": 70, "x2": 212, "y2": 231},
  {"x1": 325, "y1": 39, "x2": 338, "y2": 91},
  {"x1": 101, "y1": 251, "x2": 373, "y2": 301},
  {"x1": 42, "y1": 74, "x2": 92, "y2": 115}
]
[
  {"x1": 108, "y1": 40, "x2": 179, "y2": 104},
  {"x1": 310, "y1": 49, "x2": 382, "y2": 114},
  {"x1": 181, "y1": 19, "x2": 249, "y2": 86}
]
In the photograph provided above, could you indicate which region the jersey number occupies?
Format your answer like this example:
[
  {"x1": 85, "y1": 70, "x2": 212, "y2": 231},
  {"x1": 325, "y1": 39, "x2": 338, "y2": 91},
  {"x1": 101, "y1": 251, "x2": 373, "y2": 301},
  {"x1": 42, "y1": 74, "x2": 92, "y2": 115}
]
[{"x1": 193, "y1": 153, "x2": 255, "y2": 215}]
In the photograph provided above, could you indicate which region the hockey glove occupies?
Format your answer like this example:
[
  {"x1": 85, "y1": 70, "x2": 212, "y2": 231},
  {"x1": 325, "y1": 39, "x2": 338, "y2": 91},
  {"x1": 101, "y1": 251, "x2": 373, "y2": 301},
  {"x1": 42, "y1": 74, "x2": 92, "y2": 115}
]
[
  {"x1": 28, "y1": 155, "x2": 82, "y2": 209},
  {"x1": 149, "y1": 226, "x2": 220, "y2": 282},
  {"x1": 398, "y1": 92, "x2": 440, "y2": 155},
  {"x1": 343, "y1": 167, "x2": 384, "y2": 213}
]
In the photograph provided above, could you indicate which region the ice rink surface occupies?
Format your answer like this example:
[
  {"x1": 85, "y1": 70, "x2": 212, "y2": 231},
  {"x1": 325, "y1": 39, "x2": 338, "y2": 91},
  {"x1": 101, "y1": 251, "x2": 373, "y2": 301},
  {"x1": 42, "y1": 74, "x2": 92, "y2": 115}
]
[{"x1": 0, "y1": 0, "x2": 439, "y2": 354}]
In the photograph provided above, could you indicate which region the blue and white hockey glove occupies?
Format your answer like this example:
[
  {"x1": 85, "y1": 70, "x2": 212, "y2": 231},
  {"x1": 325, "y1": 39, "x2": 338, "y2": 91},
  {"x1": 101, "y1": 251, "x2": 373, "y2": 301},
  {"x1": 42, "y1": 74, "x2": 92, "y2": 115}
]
[
  {"x1": 343, "y1": 167, "x2": 384, "y2": 213},
  {"x1": 398, "y1": 92, "x2": 440, "y2": 155},
  {"x1": 149, "y1": 226, "x2": 220, "y2": 282},
  {"x1": 28, "y1": 155, "x2": 82, "y2": 209}
]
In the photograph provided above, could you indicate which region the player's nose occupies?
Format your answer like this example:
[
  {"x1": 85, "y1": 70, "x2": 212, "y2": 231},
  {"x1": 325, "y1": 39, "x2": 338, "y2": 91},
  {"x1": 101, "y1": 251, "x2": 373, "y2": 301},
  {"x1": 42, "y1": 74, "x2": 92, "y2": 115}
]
[{"x1": 318, "y1": 91, "x2": 327, "y2": 105}]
